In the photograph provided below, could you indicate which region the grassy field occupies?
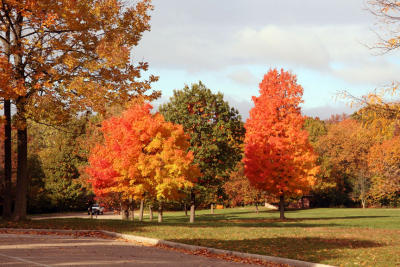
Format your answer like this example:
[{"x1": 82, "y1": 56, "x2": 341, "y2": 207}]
[{"x1": 1, "y1": 207, "x2": 399, "y2": 267}]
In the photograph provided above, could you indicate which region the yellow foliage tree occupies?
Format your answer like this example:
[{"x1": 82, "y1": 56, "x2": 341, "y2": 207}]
[
  {"x1": 87, "y1": 102, "x2": 200, "y2": 222},
  {"x1": 0, "y1": 0, "x2": 159, "y2": 220}
]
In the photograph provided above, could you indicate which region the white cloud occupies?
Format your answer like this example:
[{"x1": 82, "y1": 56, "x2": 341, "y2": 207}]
[
  {"x1": 333, "y1": 60, "x2": 400, "y2": 86},
  {"x1": 230, "y1": 24, "x2": 382, "y2": 71},
  {"x1": 136, "y1": 23, "x2": 378, "y2": 75},
  {"x1": 231, "y1": 26, "x2": 331, "y2": 69},
  {"x1": 133, "y1": 0, "x2": 400, "y2": 115},
  {"x1": 227, "y1": 69, "x2": 258, "y2": 85}
]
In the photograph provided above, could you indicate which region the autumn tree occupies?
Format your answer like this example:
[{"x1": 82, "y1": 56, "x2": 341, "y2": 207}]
[
  {"x1": 316, "y1": 119, "x2": 375, "y2": 208},
  {"x1": 0, "y1": 0, "x2": 159, "y2": 220},
  {"x1": 352, "y1": 104, "x2": 400, "y2": 139},
  {"x1": 368, "y1": 137, "x2": 400, "y2": 206},
  {"x1": 159, "y1": 82, "x2": 245, "y2": 221},
  {"x1": 303, "y1": 117, "x2": 347, "y2": 207},
  {"x1": 244, "y1": 69, "x2": 318, "y2": 219},
  {"x1": 223, "y1": 162, "x2": 270, "y2": 213},
  {"x1": 86, "y1": 102, "x2": 199, "y2": 222}
]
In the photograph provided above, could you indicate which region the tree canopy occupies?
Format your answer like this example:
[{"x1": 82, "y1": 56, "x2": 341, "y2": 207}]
[
  {"x1": 244, "y1": 69, "x2": 318, "y2": 219},
  {"x1": 159, "y1": 82, "x2": 245, "y2": 203},
  {"x1": 86, "y1": 102, "x2": 200, "y2": 208},
  {"x1": 0, "y1": 0, "x2": 159, "y2": 220}
]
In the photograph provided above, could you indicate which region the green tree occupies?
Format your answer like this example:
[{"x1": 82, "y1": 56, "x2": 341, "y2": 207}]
[
  {"x1": 304, "y1": 117, "x2": 327, "y2": 146},
  {"x1": 27, "y1": 117, "x2": 93, "y2": 212},
  {"x1": 159, "y1": 82, "x2": 245, "y2": 220},
  {"x1": 26, "y1": 154, "x2": 51, "y2": 214}
]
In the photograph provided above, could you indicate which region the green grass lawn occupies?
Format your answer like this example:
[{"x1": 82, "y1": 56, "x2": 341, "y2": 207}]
[{"x1": 1, "y1": 207, "x2": 399, "y2": 267}]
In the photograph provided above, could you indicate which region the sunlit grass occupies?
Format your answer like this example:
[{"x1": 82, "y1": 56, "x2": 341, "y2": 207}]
[{"x1": 1, "y1": 207, "x2": 399, "y2": 266}]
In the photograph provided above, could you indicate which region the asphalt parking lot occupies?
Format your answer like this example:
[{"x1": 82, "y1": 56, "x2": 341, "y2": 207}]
[{"x1": 0, "y1": 233, "x2": 259, "y2": 266}]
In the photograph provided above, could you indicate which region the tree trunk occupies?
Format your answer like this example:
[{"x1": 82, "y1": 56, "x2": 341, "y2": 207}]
[
  {"x1": 211, "y1": 203, "x2": 214, "y2": 214},
  {"x1": 361, "y1": 199, "x2": 366, "y2": 209},
  {"x1": 2, "y1": 21, "x2": 12, "y2": 220},
  {"x1": 13, "y1": 113, "x2": 28, "y2": 221},
  {"x1": 184, "y1": 202, "x2": 188, "y2": 216},
  {"x1": 128, "y1": 199, "x2": 134, "y2": 221},
  {"x1": 190, "y1": 191, "x2": 195, "y2": 223},
  {"x1": 149, "y1": 204, "x2": 153, "y2": 221},
  {"x1": 190, "y1": 204, "x2": 195, "y2": 223},
  {"x1": 158, "y1": 202, "x2": 163, "y2": 223},
  {"x1": 121, "y1": 202, "x2": 129, "y2": 220},
  {"x1": 12, "y1": 15, "x2": 27, "y2": 221},
  {"x1": 279, "y1": 194, "x2": 285, "y2": 220},
  {"x1": 122, "y1": 209, "x2": 129, "y2": 220},
  {"x1": 255, "y1": 202, "x2": 259, "y2": 214},
  {"x1": 2, "y1": 99, "x2": 12, "y2": 219},
  {"x1": 139, "y1": 199, "x2": 144, "y2": 221}
]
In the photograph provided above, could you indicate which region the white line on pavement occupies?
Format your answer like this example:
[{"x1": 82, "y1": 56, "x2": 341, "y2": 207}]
[{"x1": 0, "y1": 252, "x2": 52, "y2": 267}]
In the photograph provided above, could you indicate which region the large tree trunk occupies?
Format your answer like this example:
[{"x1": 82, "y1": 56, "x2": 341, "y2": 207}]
[
  {"x1": 279, "y1": 194, "x2": 285, "y2": 220},
  {"x1": 2, "y1": 99, "x2": 12, "y2": 219},
  {"x1": 13, "y1": 115, "x2": 28, "y2": 221},
  {"x1": 158, "y1": 202, "x2": 163, "y2": 223},
  {"x1": 210, "y1": 203, "x2": 214, "y2": 214},
  {"x1": 2, "y1": 20, "x2": 12, "y2": 220},
  {"x1": 12, "y1": 15, "x2": 26, "y2": 221},
  {"x1": 190, "y1": 191, "x2": 195, "y2": 223},
  {"x1": 139, "y1": 199, "x2": 144, "y2": 221}
]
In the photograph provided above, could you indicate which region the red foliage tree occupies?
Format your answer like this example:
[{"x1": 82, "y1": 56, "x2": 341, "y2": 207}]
[{"x1": 244, "y1": 69, "x2": 318, "y2": 219}]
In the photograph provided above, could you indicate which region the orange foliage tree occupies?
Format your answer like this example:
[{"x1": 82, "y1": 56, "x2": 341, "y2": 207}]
[
  {"x1": 0, "y1": 0, "x2": 158, "y2": 220},
  {"x1": 244, "y1": 69, "x2": 318, "y2": 219},
  {"x1": 368, "y1": 136, "x2": 400, "y2": 206},
  {"x1": 86, "y1": 102, "x2": 200, "y2": 221},
  {"x1": 317, "y1": 119, "x2": 375, "y2": 208}
]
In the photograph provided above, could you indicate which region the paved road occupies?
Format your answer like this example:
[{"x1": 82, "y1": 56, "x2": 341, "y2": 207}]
[
  {"x1": 31, "y1": 211, "x2": 123, "y2": 220},
  {"x1": 0, "y1": 233, "x2": 259, "y2": 266}
]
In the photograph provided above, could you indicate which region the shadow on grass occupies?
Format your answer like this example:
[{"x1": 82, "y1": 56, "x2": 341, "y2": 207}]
[
  {"x1": 0, "y1": 210, "x2": 394, "y2": 233},
  {"x1": 149, "y1": 212, "x2": 391, "y2": 228},
  {"x1": 168, "y1": 236, "x2": 383, "y2": 263},
  {"x1": 128, "y1": 218, "x2": 344, "y2": 230}
]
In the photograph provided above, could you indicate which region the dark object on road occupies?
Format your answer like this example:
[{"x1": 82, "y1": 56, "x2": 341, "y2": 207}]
[{"x1": 88, "y1": 204, "x2": 104, "y2": 215}]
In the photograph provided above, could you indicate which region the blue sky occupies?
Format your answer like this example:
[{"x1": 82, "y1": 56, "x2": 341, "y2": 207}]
[{"x1": 134, "y1": 0, "x2": 400, "y2": 120}]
